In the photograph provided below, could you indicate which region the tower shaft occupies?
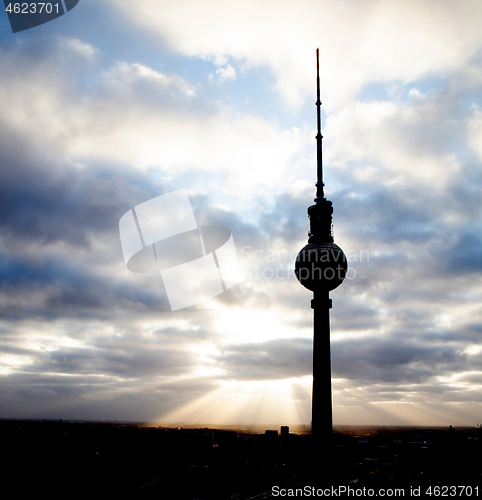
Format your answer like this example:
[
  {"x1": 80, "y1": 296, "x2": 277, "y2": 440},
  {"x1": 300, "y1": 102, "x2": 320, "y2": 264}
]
[{"x1": 312, "y1": 292, "x2": 333, "y2": 447}]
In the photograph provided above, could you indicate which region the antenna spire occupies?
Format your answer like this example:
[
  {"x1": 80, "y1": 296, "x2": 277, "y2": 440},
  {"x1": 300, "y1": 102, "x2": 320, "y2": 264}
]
[{"x1": 315, "y1": 48, "x2": 324, "y2": 202}]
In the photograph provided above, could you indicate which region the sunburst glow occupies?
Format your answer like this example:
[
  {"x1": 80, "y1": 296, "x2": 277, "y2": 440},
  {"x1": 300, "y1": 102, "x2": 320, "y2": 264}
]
[{"x1": 157, "y1": 377, "x2": 312, "y2": 427}]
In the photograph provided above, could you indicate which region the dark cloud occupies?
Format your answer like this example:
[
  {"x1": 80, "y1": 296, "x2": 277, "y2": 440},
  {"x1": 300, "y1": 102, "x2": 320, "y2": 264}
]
[
  {"x1": 0, "y1": 255, "x2": 172, "y2": 320},
  {"x1": 0, "y1": 125, "x2": 165, "y2": 248},
  {"x1": 32, "y1": 345, "x2": 192, "y2": 378},
  {"x1": 0, "y1": 372, "x2": 217, "y2": 421},
  {"x1": 331, "y1": 300, "x2": 380, "y2": 332},
  {"x1": 258, "y1": 191, "x2": 311, "y2": 244},
  {"x1": 334, "y1": 184, "x2": 443, "y2": 245},
  {"x1": 442, "y1": 230, "x2": 482, "y2": 274},
  {"x1": 217, "y1": 338, "x2": 312, "y2": 381},
  {"x1": 332, "y1": 337, "x2": 469, "y2": 383}
]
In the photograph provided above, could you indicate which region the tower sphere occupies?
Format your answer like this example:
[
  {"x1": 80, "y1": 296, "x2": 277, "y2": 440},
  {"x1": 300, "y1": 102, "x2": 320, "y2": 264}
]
[{"x1": 295, "y1": 242, "x2": 347, "y2": 292}]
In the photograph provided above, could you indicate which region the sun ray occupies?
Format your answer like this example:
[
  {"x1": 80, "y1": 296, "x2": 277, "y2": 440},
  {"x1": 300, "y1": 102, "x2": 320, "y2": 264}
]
[{"x1": 156, "y1": 378, "x2": 312, "y2": 428}]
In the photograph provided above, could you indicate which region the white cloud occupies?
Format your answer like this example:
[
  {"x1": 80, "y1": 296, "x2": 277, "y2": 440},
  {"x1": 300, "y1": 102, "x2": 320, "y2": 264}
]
[
  {"x1": 109, "y1": 0, "x2": 482, "y2": 108},
  {"x1": 467, "y1": 108, "x2": 482, "y2": 162},
  {"x1": 326, "y1": 99, "x2": 462, "y2": 189},
  {"x1": 65, "y1": 38, "x2": 97, "y2": 59},
  {"x1": 104, "y1": 62, "x2": 197, "y2": 97},
  {"x1": 0, "y1": 64, "x2": 311, "y2": 211},
  {"x1": 216, "y1": 64, "x2": 236, "y2": 82},
  {"x1": 0, "y1": 42, "x2": 308, "y2": 205}
]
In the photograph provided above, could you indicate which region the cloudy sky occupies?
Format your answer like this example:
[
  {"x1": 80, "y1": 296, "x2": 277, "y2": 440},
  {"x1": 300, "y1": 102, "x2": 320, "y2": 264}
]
[{"x1": 1, "y1": 0, "x2": 482, "y2": 428}]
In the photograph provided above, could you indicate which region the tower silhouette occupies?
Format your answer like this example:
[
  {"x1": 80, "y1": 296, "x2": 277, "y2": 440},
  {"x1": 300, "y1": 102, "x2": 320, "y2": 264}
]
[{"x1": 295, "y1": 49, "x2": 347, "y2": 448}]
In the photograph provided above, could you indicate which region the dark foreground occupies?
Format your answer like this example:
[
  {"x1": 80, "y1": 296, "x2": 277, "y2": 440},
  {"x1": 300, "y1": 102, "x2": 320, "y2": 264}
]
[{"x1": 2, "y1": 420, "x2": 481, "y2": 498}]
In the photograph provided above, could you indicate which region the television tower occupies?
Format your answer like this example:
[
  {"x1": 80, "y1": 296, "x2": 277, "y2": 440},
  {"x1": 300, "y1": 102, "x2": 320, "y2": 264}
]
[{"x1": 295, "y1": 49, "x2": 347, "y2": 448}]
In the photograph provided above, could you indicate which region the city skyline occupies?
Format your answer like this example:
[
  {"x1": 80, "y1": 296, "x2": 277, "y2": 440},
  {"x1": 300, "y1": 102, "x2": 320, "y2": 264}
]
[{"x1": 1, "y1": 0, "x2": 482, "y2": 427}]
